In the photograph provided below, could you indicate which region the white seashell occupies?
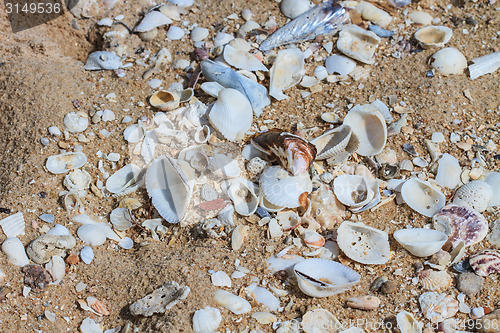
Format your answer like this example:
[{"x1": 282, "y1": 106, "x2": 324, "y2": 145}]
[
  {"x1": 213, "y1": 290, "x2": 251, "y2": 314},
  {"x1": 211, "y1": 271, "x2": 231, "y2": 287},
  {"x1": 150, "y1": 90, "x2": 180, "y2": 111},
  {"x1": 0, "y1": 212, "x2": 25, "y2": 238},
  {"x1": 394, "y1": 228, "x2": 447, "y2": 257},
  {"x1": 200, "y1": 81, "x2": 224, "y2": 98},
  {"x1": 213, "y1": 32, "x2": 234, "y2": 47},
  {"x1": 231, "y1": 225, "x2": 249, "y2": 251},
  {"x1": 123, "y1": 124, "x2": 146, "y2": 143},
  {"x1": 47, "y1": 224, "x2": 70, "y2": 236},
  {"x1": 245, "y1": 283, "x2": 280, "y2": 311},
  {"x1": 191, "y1": 27, "x2": 209, "y2": 42},
  {"x1": 431, "y1": 48, "x2": 467, "y2": 75},
  {"x1": 310, "y1": 185, "x2": 346, "y2": 230},
  {"x1": 280, "y1": 0, "x2": 312, "y2": 18},
  {"x1": 64, "y1": 112, "x2": 89, "y2": 133},
  {"x1": 269, "y1": 48, "x2": 305, "y2": 101},
  {"x1": 418, "y1": 269, "x2": 452, "y2": 292},
  {"x1": 337, "y1": 221, "x2": 390, "y2": 264},
  {"x1": 259, "y1": 166, "x2": 312, "y2": 208},
  {"x1": 397, "y1": 311, "x2": 423, "y2": 333},
  {"x1": 77, "y1": 224, "x2": 107, "y2": 246},
  {"x1": 419, "y1": 291, "x2": 459, "y2": 323},
  {"x1": 146, "y1": 156, "x2": 193, "y2": 223},
  {"x1": 408, "y1": 11, "x2": 433, "y2": 25},
  {"x1": 109, "y1": 208, "x2": 133, "y2": 231},
  {"x1": 259, "y1": 195, "x2": 285, "y2": 213},
  {"x1": 159, "y1": 3, "x2": 186, "y2": 21},
  {"x1": 251, "y1": 312, "x2": 277, "y2": 324},
  {"x1": 64, "y1": 169, "x2": 91, "y2": 197},
  {"x1": 178, "y1": 88, "x2": 194, "y2": 103},
  {"x1": 105, "y1": 164, "x2": 143, "y2": 195},
  {"x1": 241, "y1": 9, "x2": 253, "y2": 21},
  {"x1": 208, "y1": 88, "x2": 253, "y2": 142},
  {"x1": 228, "y1": 179, "x2": 260, "y2": 216},
  {"x1": 134, "y1": 11, "x2": 172, "y2": 32},
  {"x1": 452, "y1": 180, "x2": 493, "y2": 213},
  {"x1": 310, "y1": 125, "x2": 353, "y2": 160},
  {"x1": 337, "y1": 24, "x2": 381, "y2": 64},
  {"x1": 80, "y1": 246, "x2": 94, "y2": 264},
  {"x1": 401, "y1": 178, "x2": 446, "y2": 217},
  {"x1": 193, "y1": 125, "x2": 210, "y2": 144},
  {"x1": 193, "y1": 307, "x2": 221, "y2": 333},
  {"x1": 223, "y1": 45, "x2": 268, "y2": 72},
  {"x1": 118, "y1": 237, "x2": 134, "y2": 249},
  {"x1": 357, "y1": 1, "x2": 392, "y2": 28},
  {"x1": 302, "y1": 230, "x2": 325, "y2": 248},
  {"x1": 469, "y1": 51, "x2": 500, "y2": 80},
  {"x1": 46, "y1": 152, "x2": 87, "y2": 174},
  {"x1": 2, "y1": 237, "x2": 29, "y2": 266},
  {"x1": 276, "y1": 211, "x2": 301, "y2": 231},
  {"x1": 343, "y1": 104, "x2": 386, "y2": 156},
  {"x1": 167, "y1": 0, "x2": 194, "y2": 7},
  {"x1": 333, "y1": 175, "x2": 377, "y2": 212},
  {"x1": 294, "y1": 258, "x2": 361, "y2": 297},
  {"x1": 208, "y1": 154, "x2": 241, "y2": 179},
  {"x1": 485, "y1": 172, "x2": 500, "y2": 207},
  {"x1": 63, "y1": 192, "x2": 82, "y2": 214},
  {"x1": 314, "y1": 65, "x2": 329, "y2": 81},
  {"x1": 325, "y1": 54, "x2": 356, "y2": 76},
  {"x1": 167, "y1": 26, "x2": 185, "y2": 40},
  {"x1": 239, "y1": 21, "x2": 260, "y2": 35},
  {"x1": 46, "y1": 255, "x2": 66, "y2": 281},
  {"x1": 414, "y1": 26, "x2": 453, "y2": 48},
  {"x1": 435, "y1": 153, "x2": 461, "y2": 189},
  {"x1": 84, "y1": 51, "x2": 122, "y2": 70},
  {"x1": 302, "y1": 308, "x2": 342, "y2": 333},
  {"x1": 268, "y1": 218, "x2": 283, "y2": 239}
]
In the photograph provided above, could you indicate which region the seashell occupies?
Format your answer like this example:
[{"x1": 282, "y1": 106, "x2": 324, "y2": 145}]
[
  {"x1": 213, "y1": 32, "x2": 234, "y2": 47},
  {"x1": 118, "y1": 237, "x2": 133, "y2": 249},
  {"x1": 208, "y1": 154, "x2": 241, "y2": 179},
  {"x1": 397, "y1": 311, "x2": 423, "y2": 333},
  {"x1": 227, "y1": 179, "x2": 260, "y2": 216},
  {"x1": 302, "y1": 230, "x2": 325, "y2": 248},
  {"x1": 469, "y1": 249, "x2": 500, "y2": 277},
  {"x1": 193, "y1": 307, "x2": 221, "y2": 333},
  {"x1": 401, "y1": 178, "x2": 446, "y2": 217},
  {"x1": 452, "y1": 180, "x2": 493, "y2": 213},
  {"x1": 193, "y1": 125, "x2": 210, "y2": 144},
  {"x1": 280, "y1": 0, "x2": 312, "y2": 19},
  {"x1": 223, "y1": 45, "x2": 268, "y2": 72},
  {"x1": 109, "y1": 208, "x2": 133, "y2": 231},
  {"x1": 469, "y1": 51, "x2": 500, "y2": 80},
  {"x1": 129, "y1": 281, "x2": 190, "y2": 317},
  {"x1": 47, "y1": 224, "x2": 70, "y2": 236},
  {"x1": 435, "y1": 153, "x2": 461, "y2": 189},
  {"x1": 485, "y1": 172, "x2": 500, "y2": 207},
  {"x1": 208, "y1": 88, "x2": 253, "y2": 142},
  {"x1": 310, "y1": 185, "x2": 346, "y2": 230},
  {"x1": 346, "y1": 295, "x2": 381, "y2": 310},
  {"x1": 201, "y1": 59, "x2": 270, "y2": 117},
  {"x1": 419, "y1": 292, "x2": 459, "y2": 323},
  {"x1": 105, "y1": 164, "x2": 144, "y2": 195},
  {"x1": 167, "y1": 0, "x2": 194, "y2": 7},
  {"x1": 276, "y1": 211, "x2": 301, "y2": 231},
  {"x1": 314, "y1": 65, "x2": 329, "y2": 81},
  {"x1": 418, "y1": 269, "x2": 453, "y2": 292},
  {"x1": 269, "y1": 48, "x2": 304, "y2": 101},
  {"x1": 159, "y1": 3, "x2": 186, "y2": 21},
  {"x1": 200, "y1": 81, "x2": 224, "y2": 98},
  {"x1": 190, "y1": 27, "x2": 209, "y2": 42},
  {"x1": 325, "y1": 54, "x2": 357, "y2": 76},
  {"x1": 77, "y1": 224, "x2": 107, "y2": 246},
  {"x1": 259, "y1": 166, "x2": 312, "y2": 208},
  {"x1": 259, "y1": 1, "x2": 349, "y2": 51},
  {"x1": 63, "y1": 191, "x2": 83, "y2": 213},
  {"x1": 431, "y1": 48, "x2": 467, "y2": 76},
  {"x1": 2, "y1": 237, "x2": 29, "y2": 266},
  {"x1": 408, "y1": 11, "x2": 433, "y2": 25},
  {"x1": 394, "y1": 228, "x2": 447, "y2": 257},
  {"x1": 64, "y1": 112, "x2": 89, "y2": 133},
  {"x1": 211, "y1": 271, "x2": 231, "y2": 287},
  {"x1": 245, "y1": 283, "x2": 280, "y2": 311},
  {"x1": 178, "y1": 88, "x2": 194, "y2": 103},
  {"x1": 332, "y1": 175, "x2": 378, "y2": 212},
  {"x1": 433, "y1": 205, "x2": 488, "y2": 247},
  {"x1": 80, "y1": 245, "x2": 94, "y2": 264},
  {"x1": 134, "y1": 11, "x2": 173, "y2": 32},
  {"x1": 150, "y1": 90, "x2": 180, "y2": 111},
  {"x1": 293, "y1": 258, "x2": 361, "y2": 297},
  {"x1": 167, "y1": 26, "x2": 184, "y2": 40},
  {"x1": 213, "y1": 290, "x2": 252, "y2": 314},
  {"x1": 252, "y1": 130, "x2": 316, "y2": 175},
  {"x1": 259, "y1": 195, "x2": 285, "y2": 213},
  {"x1": 414, "y1": 26, "x2": 452, "y2": 48},
  {"x1": 26, "y1": 234, "x2": 76, "y2": 264},
  {"x1": 343, "y1": 103, "x2": 387, "y2": 156},
  {"x1": 46, "y1": 152, "x2": 87, "y2": 174},
  {"x1": 0, "y1": 212, "x2": 25, "y2": 238},
  {"x1": 246, "y1": 157, "x2": 269, "y2": 176},
  {"x1": 84, "y1": 51, "x2": 122, "y2": 70},
  {"x1": 146, "y1": 156, "x2": 193, "y2": 224},
  {"x1": 251, "y1": 312, "x2": 277, "y2": 325},
  {"x1": 302, "y1": 308, "x2": 342, "y2": 333},
  {"x1": 64, "y1": 169, "x2": 91, "y2": 197},
  {"x1": 46, "y1": 255, "x2": 66, "y2": 282},
  {"x1": 337, "y1": 24, "x2": 381, "y2": 64},
  {"x1": 310, "y1": 125, "x2": 353, "y2": 160},
  {"x1": 123, "y1": 124, "x2": 146, "y2": 143},
  {"x1": 357, "y1": 1, "x2": 392, "y2": 27},
  {"x1": 231, "y1": 225, "x2": 249, "y2": 251}
]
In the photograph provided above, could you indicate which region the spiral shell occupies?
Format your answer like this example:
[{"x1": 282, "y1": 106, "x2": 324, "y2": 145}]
[
  {"x1": 469, "y1": 249, "x2": 500, "y2": 277},
  {"x1": 418, "y1": 269, "x2": 452, "y2": 292}
]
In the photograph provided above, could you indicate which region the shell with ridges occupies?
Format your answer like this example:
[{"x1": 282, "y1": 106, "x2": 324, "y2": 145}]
[
  {"x1": 418, "y1": 269, "x2": 453, "y2": 292},
  {"x1": 105, "y1": 164, "x2": 144, "y2": 195},
  {"x1": 485, "y1": 172, "x2": 500, "y2": 207},
  {"x1": 452, "y1": 180, "x2": 493, "y2": 213},
  {"x1": 192, "y1": 306, "x2": 221, "y2": 333},
  {"x1": 310, "y1": 125, "x2": 353, "y2": 160},
  {"x1": 46, "y1": 152, "x2": 87, "y2": 174},
  {"x1": 227, "y1": 179, "x2": 260, "y2": 216},
  {"x1": 401, "y1": 178, "x2": 446, "y2": 217},
  {"x1": 0, "y1": 212, "x2": 25, "y2": 238},
  {"x1": 343, "y1": 104, "x2": 387, "y2": 156},
  {"x1": 302, "y1": 308, "x2": 342, "y2": 332},
  {"x1": 109, "y1": 208, "x2": 133, "y2": 231},
  {"x1": 393, "y1": 228, "x2": 447, "y2": 257},
  {"x1": 337, "y1": 221, "x2": 390, "y2": 264},
  {"x1": 419, "y1": 292, "x2": 459, "y2": 323},
  {"x1": 469, "y1": 249, "x2": 500, "y2": 276},
  {"x1": 259, "y1": 166, "x2": 312, "y2": 208}
]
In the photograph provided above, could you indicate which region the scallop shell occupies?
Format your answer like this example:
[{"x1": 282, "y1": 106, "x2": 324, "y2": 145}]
[
  {"x1": 213, "y1": 290, "x2": 252, "y2": 314},
  {"x1": 259, "y1": 166, "x2": 312, "y2": 208},
  {"x1": 343, "y1": 104, "x2": 387, "y2": 156},
  {"x1": 414, "y1": 26, "x2": 453, "y2": 48},
  {"x1": 150, "y1": 90, "x2": 180, "y2": 111},
  {"x1": 397, "y1": 311, "x2": 423, "y2": 333},
  {"x1": 418, "y1": 269, "x2": 453, "y2": 292},
  {"x1": 337, "y1": 221, "x2": 390, "y2": 265},
  {"x1": 431, "y1": 47, "x2": 467, "y2": 76},
  {"x1": 64, "y1": 169, "x2": 91, "y2": 197},
  {"x1": 123, "y1": 124, "x2": 146, "y2": 143},
  {"x1": 337, "y1": 24, "x2": 381, "y2": 64},
  {"x1": 192, "y1": 307, "x2": 222, "y2": 333},
  {"x1": 452, "y1": 180, "x2": 493, "y2": 213},
  {"x1": 0, "y1": 212, "x2": 25, "y2": 238},
  {"x1": 293, "y1": 258, "x2": 361, "y2": 297},
  {"x1": 419, "y1": 292, "x2": 459, "y2": 323},
  {"x1": 227, "y1": 179, "x2": 260, "y2": 216},
  {"x1": 269, "y1": 48, "x2": 305, "y2": 101},
  {"x1": 105, "y1": 164, "x2": 144, "y2": 195},
  {"x1": 435, "y1": 153, "x2": 461, "y2": 189},
  {"x1": 301, "y1": 308, "x2": 342, "y2": 333},
  {"x1": 333, "y1": 175, "x2": 376, "y2": 211},
  {"x1": 145, "y1": 156, "x2": 193, "y2": 223},
  {"x1": 401, "y1": 178, "x2": 446, "y2": 217},
  {"x1": 310, "y1": 125, "x2": 354, "y2": 160},
  {"x1": 310, "y1": 185, "x2": 346, "y2": 230},
  {"x1": 251, "y1": 129, "x2": 316, "y2": 175},
  {"x1": 2, "y1": 237, "x2": 29, "y2": 267},
  {"x1": 223, "y1": 44, "x2": 268, "y2": 72},
  {"x1": 432, "y1": 205, "x2": 488, "y2": 247},
  {"x1": 109, "y1": 208, "x2": 133, "y2": 231},
  {"x1": 134, "y1": 11, "x2": 173, "y2": 32},
  {"x1": 469, "y1": 249, "x2": 500, "y2": 277},
  {"x1": 393, "y1": 228, "x2": 447, "y2": 257},
  {"x1": 485, "y1": 172, "x2": 500, "y2": 207},
  {"x1": 208, "y1": 88, "x2": 253, "y2": 142},
  {"x1": 46, "y1": 152, "x2": 87, "y2": 174}
]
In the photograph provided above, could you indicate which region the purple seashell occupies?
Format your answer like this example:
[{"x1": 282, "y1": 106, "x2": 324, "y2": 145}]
[{"x1": 469, "y1": 249, "x2": 500, "y2": 277}]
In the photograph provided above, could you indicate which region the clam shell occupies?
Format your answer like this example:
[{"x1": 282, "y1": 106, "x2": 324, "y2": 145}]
[
  {"x1": 259, "y1": 166, "x2": 312, "y2": 208},
  {"x1": 469, "y1": 249, "x2": 500, "y2": 277},
  {"x1": 337, "y1": 221, "x2": 390, "y2": 265},
  {"x1": 223, "y1": 44, "x2": 268, "y2": 72},
  {"x1": 401, "y1": 178, "x2": 446, "y2": 217},
  {"x1": 192, "y1": 307, "x2": 221, "y2": 333},
  {"x1": 83, "y1": 51, "x2": 122, "y2": 71},
  {"x1": 77, "y1": 224, "x2": 107, "y2": 246},
  {"x1": 419, "y1": 292, "x2": 459, "y2": 323},
  {"x1": 208, "y1": 88, "x2": 253, "y2": 142},
  {"x1": 435, "y1": 153, "x2": 461, "y2": 189},
  {"x1": 134, "y1": 11, "x2": 173, "y2": 32},
  {"x1": 0, "y1": 212, "x2": 25, "y2": 238},
  {"x1": 200, "y1": 81, "x2": 225, "y2": 98},
  {"x1": 208, "y1": 154, "x2": 241, "y2": 179},
  {"x1": 2, "y1": 237, "x2": 29, "y2": 267},
  {"x1": 276, "y1": 211, "x2": 301, "y2": 231},
  {"x1": 302, "y1": 309, "x2": 342, "y2": 332},
  {"x1": 190, "y1": 27, "x2": 209, "y2": 42},
  {"x1": 337, "y1": 24, "x2": 381, "y2": 64},
  {"x1": 343, "y1": 103, "x2": 387, "y2": 156},
  {"x1": 469, "y1": 51, "x2": 500, "y2": 80},
  {"x1": 123, "y1": 124, "x2": 146, "y2": 143},
  {"x1": 293, "y1": 258, "x2": 361, "y2": 297},
  {"x1": 393, "y1": 228, "x2": 447, "y2": 257},
  {"x1": 433, "y1": 205, "x2": 488, "y2": 247},
  {"x1": 150, "y1": 90, "x2": 180, "y2": 111},
  {"x1": 452, "y1": 180, "x2": 493, "y2": 213},
  {"x1": 415, "y1": 26, "x2": 452, "y2": 48},
  {"x1": 251, "y1": 129, "x2": 316, "y2": 175},
  {"x1": 396, "y1": 311, "x2": 423, "y2": 333},
  {"x1": 302, "y1": 230, "x2": 325, "y2": 248},
  {"x1": 310, "y1": 185, "x2": 346, "y2": 230},
  {"x1": 431, "y1": 47, "x2": 467, "y2": 76},
  {"x1": 269, "y1": 48, "x2": 304, "y2": 101},
  {"x1": 146, "y1": 156, "x2": 193, "y2": 224},
  {"x1": 227, "y1": 179, "x2": 260, "y2": 216},
  {"x1": 333, "y1": 175, "x2": 374, "y2": 210},
  {"x1": 46, "y1": 152, "x2": 87, "y2": 174},
  {"x1": 213, "y1": 290, "x2": 251, "y2": 314},
  {"x1": 310, "y1": 125, "x2": 353, "y2": 160},
  {"x1": 63, "y1": 191, "x2": 82, "y2": 213},
  {"x1": 418, "y1": 269, "x2": 452, "y2": 292},
  {"x1": 485, "y1": 172, "x2": 500, "y2": 207},
  {"x1": 109, "y1": 208, "x2": 133, "y2": 231},
  {"x1": 105, "y1": 164, "x2": 144, "y2": 195}
]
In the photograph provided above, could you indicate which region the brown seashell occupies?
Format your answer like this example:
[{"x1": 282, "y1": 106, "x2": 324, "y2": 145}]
[
  {"x1": 419, "y1": 291, "x2": 459, "y2": 323},
  {"x1": 346, "y1": 295, "x2": 381, "y2": 310},
  {"x1": 251, "y1": 129, "x2": 316, "y2": 175},
  {"x1": 418, "y1": 269, "x2": 452, "y2": 292},
  {"x1": 22, "y1": 265, "x2": 53, "y2": 293},
  {"x1": 469, "y1": 249, "x2": 500, "y2": 277},
  {"x1": 433, "y1": 205, "x2": 488, "y2": 247}
]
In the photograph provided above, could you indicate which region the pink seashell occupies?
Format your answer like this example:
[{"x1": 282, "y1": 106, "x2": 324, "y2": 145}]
[
  {"x1": 346, "y1": 295, "x2": 381, "y2": 310},
  {"x1": 469, "y1": 249, "x2": 500, "y2": 277},
  {"x1": 302, "y1": 230, "x2": 325, "y2": 248}
]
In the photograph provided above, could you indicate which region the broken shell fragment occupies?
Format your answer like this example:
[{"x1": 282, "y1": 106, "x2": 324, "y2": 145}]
[
  {"x1": 280, "y1": 0, "x2": 312, "y2": 19},
  {"x1": 2, "y1": 237, "x2": 30, "y2": 267},
  {"x1": 245, "y1": 283, "x2": 280, "y2": 311},
  {"x1": 269, "y1": 48, "x2": 305, "y2": 101},
  {"x1": 394, "y1": 228, "x2": 447, "y2": 257},
  {"x1": 485, "y1": 172, "x2": 500, "y2": 207},
  {"x1": 227, "y1": 179, "x2": 260, "y2": 216},
  {"x1": 105, "y1": 164, "x2": 144, "y2": 196},
  {"x1": 401, "y1": 178, "x2": 446, "y2": 217},
  {"x1": 150, "y1": 90, "x2": 180, "y2": 111},
  {"x1": 357, "y1": 1, "x2": 392, "y2": 27},
  {"x1": 452, "y1": 180, "x2": 493, "y2": 213},
  {"x1": 414, "y1": 26, "x2": 453, "y2": 48},
  {"x1": 435, "y1": 153, "x2": 461, "y2": 189},
  {"x1": 0, "y1": 212, "x2": 25, "y2": 238},
  {"x1": 419, "y1": 292, "x2": 459, "y2": 323},
  {"x1": 468, "y1": 51, "x2": 500, "y2": 80},
  {"x1": 64, "y1": 169, "x2": 91, "y2": 197},
  {"x1": 259, "y1": 166, "x2": 312, "y2": 208},
  {"x1": 64, "y1": 112, "x2": 89, "y2": 133},
  {"x1": 46, "y1": 152, "x2": 87, "y2": 174},
  {"x1": 343, "y1": 104, "x2": 387, "y2": 156},
  {"x1": 310, "y1": 185, "x2": 346, "y2": 230},
  {"x1": 123, "y1": 124, "x2": 146, "y2": 143},
  {"x1": 469, "y1": 249, "x2": 500, "y2": 277},
  {"x1": 192, "y1": 306, "x2": 222, "y2": 333},
  {"x1": 325, "y1": 54, "x2": 357, "y2": 76},
  {"x1": 346, "y1": 295, "x2": 381, "y2": 310},
  {"x1": 109, "y1": 208, "x2": 133, "y2": 231},
  {"x1": 431, "y1": 47, "x2": 467, "y2": 75},
  {"x1": 214, "y1": 290, "x2": 251, "y2": 314},
  {"x1": 337, "y1": 24, "x2": 381, "y2": 64},
  {"x1": 223, "y1": 44, "x2": 268, "y2": 72},
  {"x1": 397, "y1": 311, "x2": 423, "y2": 333},
  {"x1": 129, "y1": 281, "x2": 190, "y2": 317}
]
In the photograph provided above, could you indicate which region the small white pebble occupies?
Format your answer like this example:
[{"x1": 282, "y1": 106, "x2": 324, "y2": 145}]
[
  {"x1": 102, "y1": 109, "x2": 115, "y2": 121},
  {"x1": 48, "y1": 126, "x2": 62, "y2": 136},
  {"x1": 122, "y1": 116, "x2": 133, "y2": 123},
  {"x1": 167, "y1": 26, "x2": 185, "y2": 40},
  {"x1": 107, "y1": 152, "x2": 120, "y2": 162},
  {"x1": 431, "y1": 132, "x2": 445, "y2": 143},
  {"x1": 40, "y1": 138, "x2": 50, "y2": 146},
  {"x1": 97, "y1": 18, "x2": 113, "y2": 26}
]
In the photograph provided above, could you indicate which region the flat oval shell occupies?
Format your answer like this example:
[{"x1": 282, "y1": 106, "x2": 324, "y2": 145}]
[
  {"x1": 394, "y1": 228, "x2": 447, "y2": 257},
  {"x1": 337, "y1": 221, "x2": 390, "y2": 264},
  {"x1": 46, "y1": 152, "x2": 87, "y2": 174}
]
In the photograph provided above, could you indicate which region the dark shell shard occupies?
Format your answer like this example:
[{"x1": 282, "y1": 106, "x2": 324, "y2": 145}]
[
  {"x1": 251, "y1": 129, "x2": 316, "y2": 176},
  {"x1": 259, "y1": 0, "x2": 350, "y2": 51},
  {"x1": 469, "y1": 249, "x2": 500, "y2": 277}
]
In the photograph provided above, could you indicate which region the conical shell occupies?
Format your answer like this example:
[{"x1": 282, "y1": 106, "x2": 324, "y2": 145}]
[
  {"x1": 145, "y1": 156, "x2": 193, "y2": 223},
  {"x1": 208, "y1": 88, "x2": 253, "y2": 142},
  {"x1": 418, "y1": 269, "x2": 452, "y2": 292},
  {"x1": 150, "y1": 90, "x2": 180, "y2": 111},
  {"x1": 310, "y1": 125, "x2": 353, "y2": 160},
  {"x1": 396, "y1": 311, "x2": 423, "y2": 333},
  {"x1": 337, "y1": 221, "x2": 390, "y2": 264},
  {"x1": 105, "y1": 164, "x2": 144, "y2": 195},
  {"x1": 227, "y1": 179, "x2": 260, "y2": 216},
  {"x1": 223, "y1": 44, "x2": 268, "y2": 72},
  {"x1": 452, "y1": 180, "x2": 493, "y2": 213},
  {"x1": 343, "y1": 104, "x2": 387, "y2": 156},
  {"x1": 269, "y1": 48, "x2": 304, "y2": 101},
  {"x1": 0, "y1": 212, "x2": 25, "y2": 238},
  {"x1": 414, "y1": 26, "x2": 453, "y2": 48},
  {"x1": 337, "y1": 24, "x2": 381, "y2": 65},
  {"x1": 401, "y1": 178, "x2": 446, "y2": 217},
  {"x1": 46, "y1": 152, "x2": 87, "y2": 174},
  {"x1": 394, "y1": 228, "x2": 447, "y2": 257},
  {"x1": 259, "y1": 166, "x2": 312, "y2": 208}
]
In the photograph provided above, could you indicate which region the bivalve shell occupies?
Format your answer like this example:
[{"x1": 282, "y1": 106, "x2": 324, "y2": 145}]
[
  {"x1": 105, "y1": 164, "x2": 144, "y2": 196},
  {"x1": 452, "y1": 180, "x2": 493, "y2": 213},
  {"x1": 280, "y1": 0, "x2": 312, "y2": 19},
  {"x1": 227, "y1": 179, "x2": 260, "y2": 216},
  {"x1": 259, "y1": 166, "x2": 312, "y2": 208},
  {"x1": 346, "y1": 295, "x2": 381, "y2": 310},
  {"x1": 2, "y1": 237, "x2": 29, "y2": 266},
  {"x1": 396, "y1": 311, "x2": 423, "y2": 333},
  {"x1": 64, "y1": 112, "x2": 89, "y2": 133},
  {"x1": 84, "y1": 51, "x2": 122, "y2": 71},
  {"x1": 435, "y1": 153, "x2": 461, "y2": 189},
  {"x1": 150, "y1": 90, "x2": 180, "y2": 111},
  {"x1": 134, "y1": 11, "x2": 173, "y2": 32},
  {"x1": 0, "y1": 212, "x2": 25, "y2": 238},
  {"x1": 394, "y1": 228, "x2": 447, "y2": 257},
  {"x1": 192, "y1": 306, "x2": 221, "y2": 333},
  {"x1": 469, "y1": 249, "x2": 500, "y2": 277},
  {"x1": 80, "y1": 246, "x2": 94, "y2": 264},
  {"x1": 46, "y1": 152, "x2": 87, "y2": 174},
  {"x1": 337, "y1": 24, "x2": 381, "y2": 64},
  {"x1": 419, "y1": 292, "x2": 459, "y2": 323},
  {"x1": 418, "y1": 269, "x2": 453, "y2": 292},
  {"x1": 109, "y1": 208, "x2": 133, "y2": 231},
  {"x1": 469, "y1": 51, "x2": 500, "y2": 80},
  {"x1": 269, "y1": 48, "x2": 305, "y2": 101},
  {"x1": 401, "y1": 178, "x2": 446, "y2": 217},
  {"x1": 310, "y1": 125, "x2": 353, "y2": 160},
  {"x1": 123, "y1": 124, "x2": 146, "y2": 143},
  {"x1": 485, "y1": 172, "x2": 500, "y2": 207},
  {"x1": 343, "y1": 104, "x2": 387, "y2": 156},
  {"x1": 357, "y1": 1, "x2": 392, "y2": 27},
  {"x1": 302, "y1": 308, "x2": 342, "y2": 332},
  {"x1": 414, "y1": 26, "x2": 453, "y2": 48},
  {"x1": 325, "y1": 54, "x2": 357, "y2": 76},
  {"x1": 333, "y1": 175, "x2": 378, "y2": 212},
  {"x1": 223, "y1": 44, "x2": 268, "y2": 72},
  {"x1": 431, "y1": 48, "x2": 467, "y2": 76}
]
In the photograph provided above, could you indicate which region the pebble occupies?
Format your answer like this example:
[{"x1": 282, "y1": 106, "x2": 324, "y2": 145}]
[
  {"x1": 22, "y1": 265, "x2": 53, "y2": 292},
  {"x1": 456, "y1": 272, "x2": 484, "y2": 296},
  {"x1": 48, "y1": 126, "x2": 62, "y2": 136},
  {"x1": 40, "y1": 138, "x2": 50, "y2": 146},
  {"x1": 478, "y1": 309, "x2": 500, "y2": 333},
  {"x1": 380, "y1": 280, "x2": 397, "y2": 294}
]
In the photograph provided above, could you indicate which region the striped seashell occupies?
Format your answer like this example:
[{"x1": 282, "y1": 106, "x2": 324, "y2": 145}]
[
  {"x1": 310, "y1": 124, "x2": 355, "y2": 160},
  {"x1": 418, "y1": 269, "x2": 452, "y2": 292},
  {"x1": 0, "y1": 212, "x2": 25, "y2": 238},
  {"x1": 452, "y1": 180, "x2": 493, "y2": 213},
  {"x1": 105, "y1": 164, "x2": 144, "y2": 196},
  {"x1": 469, "y1": 249, "x2": 500, "y2": 277},
  {"x1": 419, "y1": 292, "x2": 459, "y2": 323},
  {"x1": 259, "y1": 166, "x2": 312, "y2": 208},
  {"x1": 301, "y1": 230, "x2": 325, "y2": 248}
]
